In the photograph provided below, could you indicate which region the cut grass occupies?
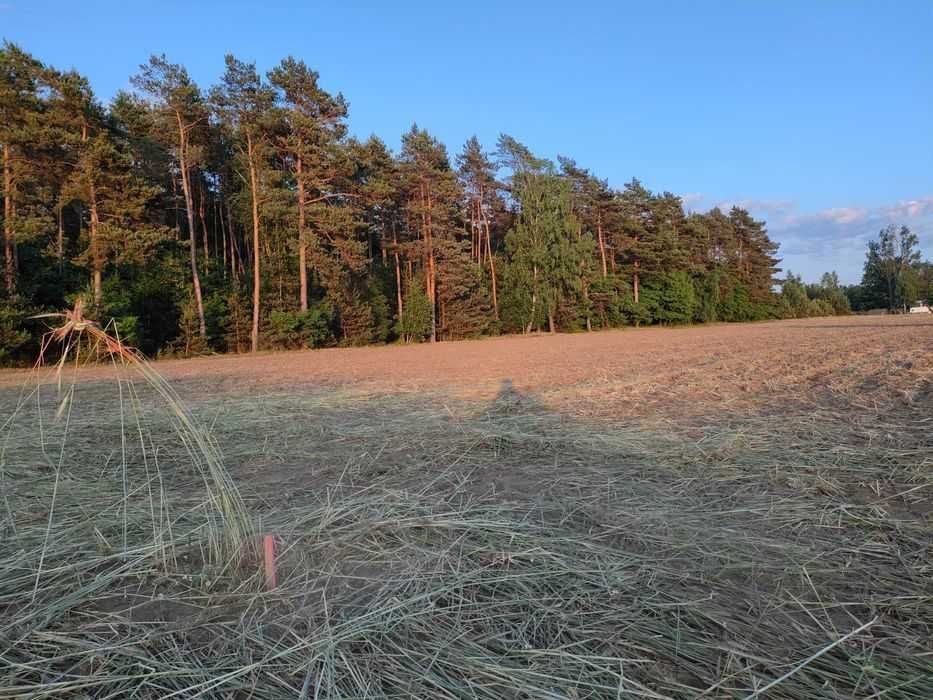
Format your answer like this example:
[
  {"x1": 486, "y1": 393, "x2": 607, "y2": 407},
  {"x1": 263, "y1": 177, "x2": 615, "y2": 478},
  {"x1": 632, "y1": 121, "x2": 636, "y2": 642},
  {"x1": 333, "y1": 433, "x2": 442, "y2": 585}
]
[{"x1": 0, "y1": 316, "x2": 931, "y2": 698}]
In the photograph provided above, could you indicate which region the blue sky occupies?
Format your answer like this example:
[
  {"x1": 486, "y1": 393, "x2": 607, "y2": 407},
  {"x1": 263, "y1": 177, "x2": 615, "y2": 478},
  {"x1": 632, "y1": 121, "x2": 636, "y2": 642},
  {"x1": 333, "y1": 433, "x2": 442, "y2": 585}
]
[{"x1": 3, "y1": 1, "x2": 932, "y2": 282}]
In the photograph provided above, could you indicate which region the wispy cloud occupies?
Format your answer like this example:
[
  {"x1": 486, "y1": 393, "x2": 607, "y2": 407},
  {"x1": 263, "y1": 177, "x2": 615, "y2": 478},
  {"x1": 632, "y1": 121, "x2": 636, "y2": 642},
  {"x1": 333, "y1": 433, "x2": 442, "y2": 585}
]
[
  {"x1": 714, "y1": 198, "x2": 796, "y2": 217},
  {"x1": 694, "y1": 194, "x2": 933, "y2": 283},
  {"x1": 681, "y1": 192, "x2": 704, "y2": 207},
  {"x1": 813, "y1": 207, "x2": 870, "y2": 225},
  {"x1": 881, "y1": 196, "x2": 933, "y2": 220}
]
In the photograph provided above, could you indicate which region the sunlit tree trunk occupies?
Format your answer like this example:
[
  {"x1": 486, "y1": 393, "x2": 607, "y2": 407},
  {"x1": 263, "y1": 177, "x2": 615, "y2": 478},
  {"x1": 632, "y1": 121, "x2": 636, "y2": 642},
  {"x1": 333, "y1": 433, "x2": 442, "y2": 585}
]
[
  {"x1": 633, "y1": 262, "x2": 640, "y2": 305},
  {"x1": 527, "y1": 265, "x2": 538, "y2": 334},
  {"x1": 393, "y1": 226, "x2": 403, "y2": 321},
  {"x1": 199, "y1": 178, "x2": 209, "y2": 268},
  {"x1": 247, "y1": 133, "x2": 262, "y2": 352},
  {"x1": 225, "y1": 199, "x2": 239, "y2": 281},
  {"x1": 596, "y1": 212, "x2": 608, "y2": 278},
  {"x1": 175, "y1": 111, "x2": 207, "y2": 338},
  {"x1": 419, "y1": 180, "x2": 437, "y2": 343},
  {"x1": 427, "y1": 192, "x2": 437, "y2": 343},
  {"x1": 216, "y1": 196, "x2": 227, "y2": 278},
  {"x1": 57, "y1": 204, "x2": 64, "y2": 273},
  {"x1": 2, "y1": 144, "x2": 13, "y2": 295},
  {"x1": 480, "y1": 193, "x2": 498, "y2": 319},
  {"x1": 296, "y1": 153, "x2": 309, "y2": 312},
  {"x1": 89, "y1": 183, "x2": 102, "y2": 304}
]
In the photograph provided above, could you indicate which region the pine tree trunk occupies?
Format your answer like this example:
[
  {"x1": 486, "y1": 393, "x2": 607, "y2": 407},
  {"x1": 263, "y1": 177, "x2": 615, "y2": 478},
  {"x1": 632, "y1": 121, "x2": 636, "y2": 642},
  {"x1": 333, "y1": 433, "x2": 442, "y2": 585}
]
[
  {"x1": 2, "y1": 144, "x2": 13, "y2": 296},
  {"x1": 481, "y1": 206, "x2": 498, "y2": 319},
  {"x1": 199, "y1": 179, "x2": 210, "y2": 269},
  {"x1": 428, "y1": 244, "x2": 437, "y2": 343},
  {"x1": 89, "y1": 185, "x2": 102, "y2": 304},
  {"x1": 247, "y1": 134, "x2": 261, "y2": 353},
  {"x1": 11, "y1": 210, "x2": 16, "y2": 274},
  {"x1": 633, "y1": 264, "x2": 640, "y2": 305},
  {"x1": 170, "y1": 175, "x2": 181, "y2": 239},
  {"x1": 597, "y1": 214, "x2": 608, "y2": 277},
  {"x1": 57, "y1": 205, "x2": 64, "y2": 273},
  {"x1": 421, "y1": 181, "x2": 437, "y2": 343},
  {"x1": 393, "y1": 227, "x2": 403, "y2": 321},
  {"x1": 176, "y1": 113, "x2": 207, "y2": 338},
  {"x1": 217, "y1": 197, "x2": 228, "y2": 278},
  {"x1": 527, "y1": 265, "x2": 538, "y2": 335},
  {"x1": 226, "y1": 199, "x2": 238, "y2": 281},
  {"x1": 470, "y1": 200, "x2": 477, "y2": 262},
  {"x1": 296, "y1": 154, "x2": 308, "y2": 311}
]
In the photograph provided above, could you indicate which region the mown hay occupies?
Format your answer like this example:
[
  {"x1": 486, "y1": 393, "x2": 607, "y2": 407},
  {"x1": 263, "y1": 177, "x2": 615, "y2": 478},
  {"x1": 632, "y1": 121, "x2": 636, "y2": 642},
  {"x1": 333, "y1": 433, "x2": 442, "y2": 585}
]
[{"x1": 0, "y1": 320, "x2": 931, "y2": 698}]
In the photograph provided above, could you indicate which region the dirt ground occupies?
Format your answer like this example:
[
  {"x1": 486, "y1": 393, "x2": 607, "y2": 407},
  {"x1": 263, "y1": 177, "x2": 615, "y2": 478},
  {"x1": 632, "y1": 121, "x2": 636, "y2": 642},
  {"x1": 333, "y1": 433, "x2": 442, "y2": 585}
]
[{"x1": 6, "y1": 314, "x2": 931, "y2": 415}]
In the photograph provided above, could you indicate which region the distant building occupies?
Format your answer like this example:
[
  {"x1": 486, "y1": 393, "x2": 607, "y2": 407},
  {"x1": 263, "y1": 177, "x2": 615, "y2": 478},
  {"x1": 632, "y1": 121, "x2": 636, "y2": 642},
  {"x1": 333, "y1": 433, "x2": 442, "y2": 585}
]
[{"x1": 908, "y1": 301, "x2": 931, "y2": 314}]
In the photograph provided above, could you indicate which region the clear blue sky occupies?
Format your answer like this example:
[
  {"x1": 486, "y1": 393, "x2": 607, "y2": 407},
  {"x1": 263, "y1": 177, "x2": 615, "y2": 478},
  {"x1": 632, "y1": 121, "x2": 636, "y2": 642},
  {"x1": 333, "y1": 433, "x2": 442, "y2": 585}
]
[{"x1": 3, "y1": 0, "x2": 932, "y2": 282}]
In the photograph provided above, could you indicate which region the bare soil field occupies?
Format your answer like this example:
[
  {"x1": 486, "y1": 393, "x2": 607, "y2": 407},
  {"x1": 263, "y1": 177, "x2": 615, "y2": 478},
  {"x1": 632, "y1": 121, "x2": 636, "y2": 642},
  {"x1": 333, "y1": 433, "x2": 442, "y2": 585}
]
[{"x1": 1, "y1": 316, "x2": 931, "y2": 698}]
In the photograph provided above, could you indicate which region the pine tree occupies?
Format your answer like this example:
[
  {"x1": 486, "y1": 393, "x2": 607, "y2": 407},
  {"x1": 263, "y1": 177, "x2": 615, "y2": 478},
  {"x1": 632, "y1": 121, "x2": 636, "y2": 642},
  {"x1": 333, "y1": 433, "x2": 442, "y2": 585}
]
[
  {"x1": 617, "y1": 178, "x2": 653, "y2": 304},
  {"x1": 268, "y1": 57, "x2": 350, "y2": 312},
  {"x1": 0, "y1": 42, "x2": 47, "y2": 297},
  {"x1": 457, "y1": 136, "x2": 501, "y2": 318},
  {"x1": 132, "y1": 56, "x2": 209, "y2": 337},
  {"x1": 558, "y1": 156, "x2": 616, "y2": 278},
  {"x1": 0, "y1": 44, "x2": 811, "y2": 362},
  {"x1": 398, "y1": 125, "x2": 462, "y2": 342},
  {"x1": 348, "y1": 136, "x2": 403, "y2": 325},
  {"x1": 211, "y1": 55, "x2": 277, "y2": 351},
  {"x1": 728, "y1": 207, "x2": 780, "y2": 301},
  {"x1": 49, "y1": 69, "x2": 165, "y2": 306}
]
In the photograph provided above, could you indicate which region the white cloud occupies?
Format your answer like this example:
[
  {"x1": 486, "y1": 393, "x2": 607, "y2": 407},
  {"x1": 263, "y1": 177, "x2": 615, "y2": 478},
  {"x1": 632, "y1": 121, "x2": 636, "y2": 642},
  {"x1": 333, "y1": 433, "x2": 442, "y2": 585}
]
[
  {"x1": 714, "y1": 198, "x2": 795, "y2": 216},
  {"x1": 881, "y1": 196, "x2": 933, "y2": 220},
  {"x1": 814, "y1": 207, "x2": 870, "y2": 225},
  {"x1": 697, "y1": 193, "x2": 933, "y2": 284},
  {"x1": 681, "y1": 192, "x2": 704, "y2": 207},
  {"x1": 778, "y1": 197, "x2": 933, "y2": 283},
  {"x1": 779, "y1": 206, "x2": 870, "y2": 228}
]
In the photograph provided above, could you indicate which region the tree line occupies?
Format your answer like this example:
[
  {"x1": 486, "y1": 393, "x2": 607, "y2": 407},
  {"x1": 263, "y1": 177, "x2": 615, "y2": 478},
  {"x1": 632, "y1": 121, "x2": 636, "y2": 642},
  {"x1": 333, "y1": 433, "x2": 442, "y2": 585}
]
[
  {"x1": 1, "y1": 43, "x2": 887, "y2": 365},
  {"x1": 844, "y1": 225, "x2": 931, "y2": 313},
  {"x1": 778, "y1": 225, "x2": 932, "y2": 319}
]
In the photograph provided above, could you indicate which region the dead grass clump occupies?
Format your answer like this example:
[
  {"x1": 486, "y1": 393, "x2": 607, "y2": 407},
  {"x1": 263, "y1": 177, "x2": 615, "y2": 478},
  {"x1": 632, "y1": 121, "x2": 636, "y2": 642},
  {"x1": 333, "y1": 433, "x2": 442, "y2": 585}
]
[{"x1": 1, "y1": 302, "x2": 258, "y2": 691}]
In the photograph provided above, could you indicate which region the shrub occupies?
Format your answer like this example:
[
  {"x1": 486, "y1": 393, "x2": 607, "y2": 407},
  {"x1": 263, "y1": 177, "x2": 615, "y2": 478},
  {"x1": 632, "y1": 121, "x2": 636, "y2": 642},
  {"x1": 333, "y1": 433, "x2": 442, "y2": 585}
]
[
  {"x1": 628, "y1": 288, "x2": 659, "y2": 327},
  {"x1": 0, "y1": 303, "x2": 32, "y2": 366},
  {"x1": 366, "y1": 276, "x2": 392, "y2": 344},
  {"x1": 720, "y1": 281, "x2": 756, "y2": 321},
  {"x1": 266, "y1": 303, "x2": 334, "y2": 350},
  {"x1": 807, "y1": 298, "x2": 834, "y2": 317},
  {"x1": 397, "y1": 281, "x2": 432, "y2": 342},
  {"x1": 589, "y1": 274, "x2": 632, "y2": 328},
  {"x1": 694, "y1": 272, "x2": 721, "y2": 323},
  {"x1": 654, "y1": 271, "x2": 697, "y2": 324}
]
